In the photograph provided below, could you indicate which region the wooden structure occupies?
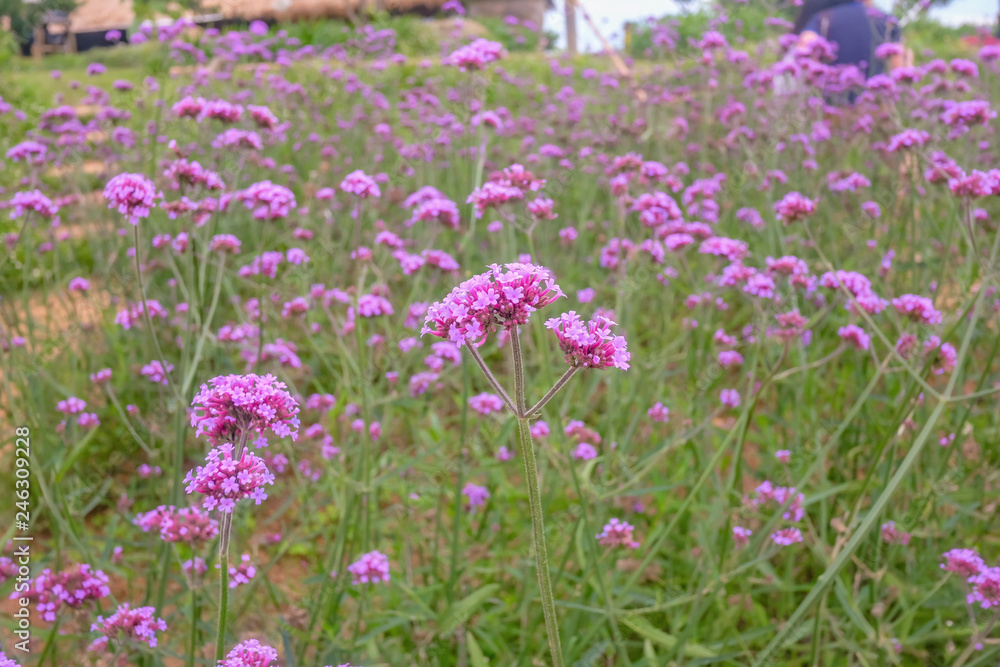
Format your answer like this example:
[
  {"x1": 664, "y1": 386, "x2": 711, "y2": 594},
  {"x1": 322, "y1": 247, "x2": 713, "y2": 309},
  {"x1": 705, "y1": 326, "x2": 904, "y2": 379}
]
[{"x1": 31, "y1": 10, "x2": 76, "y2": 59}]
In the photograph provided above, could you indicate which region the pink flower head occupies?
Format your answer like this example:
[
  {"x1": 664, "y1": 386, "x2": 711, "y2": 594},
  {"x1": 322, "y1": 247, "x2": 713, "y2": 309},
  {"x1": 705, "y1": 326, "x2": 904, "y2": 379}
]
[
  {"x1": 545, "y1": 311, "x2": 630, "y2": 370},
  {"x1": 409, "y1": 197, "x2": 460, "y2": 228},
  {"x1": 0, "y1": 651, "x2": 20, "y2": 667},
  {"x1": 348, "y1": 550, "x2": 390, "y2": 584},
  {"x1": 469, "y1": 392, "x2": 504, "y2": 415},
  {"x1": 466, "y1": 182, "x2": 524, "y2": 218},
  {"x1": 968, "y1": 567, "x2": 1000, "y2": 609},
  {"x1": 56, "y1": 396, "x2": 87, "y2": 414},
  {"x1": 248, "y1": 104, "x2": 279, "y2": 129},
  {"x1": 775, "y1": 449, "x2": 791, "y2": 463},
  {"x1": 596, "y1": 518, "x2": 640, "y2": 549},
  {"x1": 530, "y1": 421, "x2": 550, "y2": 438},
  {"x1": 941, "y1": 548, "x2": 985, "y2": 577},
  {"x1": 880, "y1": 521, "x2": 911, "y2": 546},
  {"x1": 732, "y1": 526, "x2": 752, "y2": 547},
  {"x1": 238, "y1": 181, "x2": 296, "y2": 221},
  {"x1": 718, "y1": 350, "x2": 744, "y2": 366},
  {"x1": 699, "y1": 237, "x2": 748, "y2": 262},
  {"x1": 422, "y1": 263, "x2": 564, "y2": 347},
  {"x1": 210, "y1": 234, "x2": 242, "y2": 254},
  {"x1": 89, "y1": 368, "x2": 112, "y2": 384},
  {"x1": 197, "y1": 99, "x2": 243, "y2": 123},
  {"x1": 770, "y1": 527, "x2": 803, "y2": 546},
  {"x1": 69, "y1": 277, "x2": 91, "y2": 291},
  {"x1": 647, "y1": 402, "x2": 670, "y2": 423},
  {"x1": 141, "y1": 360, "x2": 173, "y2": 385},
  {"x1": 228, "y1": 554, "x2": 257, "y2": 588},
  {"x1": 88, "y1": 604, "x2": 166, "y2": 653},
  {"x1": 892, "y1": 294, "x2": 943, "y2": 324},
  {"x1": 340, "y1": 170, "x2": 381, "y2": 198},
  {"x1": 219, "y1": 639, "x2": 279, "y2": 667},
  {"x1": 15, "y1": 563, "x2": 111, "y2": 622},
  {"x1": 572, "y1": 442, "x2": 598, "y2": 460},
  {"x1": 773, "y1": 191, "x2": 816, "y2": 224},
  {"x1": 444, "y1": 38, "x2": 506, "y2": 71},
  {"x1": 720, "y1": 388, "x2": 740, "y2": 408},
  {"x1": 133, "y1": 505, "x2": 219, "y2": 544},
  {"x1": 838, "y1": 324, "x2": 870, "y2": 350},
  {"x1": 357, "y1": 294, "x2": 394, "y2": 317},
  {"x1": 183, "y1": 443, "x2": 275, "y2": 513},
  {"x1": 461, "y1": 482, "x2": 490, "y2": 510},
  {"x1": 9, "y1": 190, "x2": 59, "y2": 219},
  {"x1": 190, "y1": 373, "x2": 300, "y2": 447},
  {"x1": 104, "y1": 173, "x2": 158, "y2": 224},
  {"x1": 887, "y1": 129, "x2": 930, "y2": 152}
]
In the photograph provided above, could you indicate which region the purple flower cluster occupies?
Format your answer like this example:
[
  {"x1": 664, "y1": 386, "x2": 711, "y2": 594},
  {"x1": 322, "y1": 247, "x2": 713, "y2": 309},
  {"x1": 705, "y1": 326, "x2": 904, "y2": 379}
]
[
  {"x1": 348, "y1": 550, "x2": 391, "y2": 584},
  {"x1": 89, "y1": 604, "x2": 167, "y2": 653},
  {"x1": 444, "y1": 38, "x2": 506, "y2": 71},
  {"x1": 13, "y1": 563, "x2": 110, "y2": 622},
  {"x1": 190, "y1": 373, "x2": 300, "y2": 447},
  {"x1": 133, "y1": 505, "x2": 220, "y2": 543},
  {"x1": 103, "y1": 173, "x2": 158, "y2": 224},
  {"x1": 545, "y1": 311, "x2": 631, "y2": 370},
  {"x1": 422, "y1": 263, "x2": 564, "y2": 347},
  {"x1": 596, "y1": 518, "x2": 640, "y2": 549},
  {"x1": 183, "y1": 443, "x2": 276, "y2": 513},
  {"x1": 219, "y1": 639, "x2": 279, "y2": 667}
]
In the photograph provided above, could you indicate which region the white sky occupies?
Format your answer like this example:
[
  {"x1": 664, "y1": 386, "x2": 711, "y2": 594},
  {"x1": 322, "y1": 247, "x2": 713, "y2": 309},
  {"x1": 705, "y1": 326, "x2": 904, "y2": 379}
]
[{"x1": 543, "y1": 0, "x2": 998, "y2": 52}]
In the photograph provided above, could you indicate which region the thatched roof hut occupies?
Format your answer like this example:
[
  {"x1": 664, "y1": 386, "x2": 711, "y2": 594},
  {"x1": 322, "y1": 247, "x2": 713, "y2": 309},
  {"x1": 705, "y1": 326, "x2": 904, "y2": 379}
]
[
  {"x1": 67, "y1": 0, "x2": 546, "y2": 35},
  {"x1": 68, "y1": 0, "x2": 135, "y2": 33}
]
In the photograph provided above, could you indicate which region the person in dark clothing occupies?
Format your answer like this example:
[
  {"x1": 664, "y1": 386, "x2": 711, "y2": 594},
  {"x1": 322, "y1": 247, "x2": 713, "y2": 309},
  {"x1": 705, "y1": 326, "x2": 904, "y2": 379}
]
[{"x1": 793, "y1": 0, "x2": 908, "y2": 77}]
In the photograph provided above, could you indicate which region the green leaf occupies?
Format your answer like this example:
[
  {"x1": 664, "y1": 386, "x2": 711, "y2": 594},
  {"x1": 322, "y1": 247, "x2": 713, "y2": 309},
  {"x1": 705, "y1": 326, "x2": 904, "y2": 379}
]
[
  {"x1": 622, "y1": 615, "x2": 716, "y2": 658},
  {"x1": 466, "y1": 631, "x2": 489, "y2": 667},
  {"x1": 437, "y1": 583, "x2": 500, "y2": 637},
  {"x1": 55, "y1": 427, "x2": 99, "y2": 483}
]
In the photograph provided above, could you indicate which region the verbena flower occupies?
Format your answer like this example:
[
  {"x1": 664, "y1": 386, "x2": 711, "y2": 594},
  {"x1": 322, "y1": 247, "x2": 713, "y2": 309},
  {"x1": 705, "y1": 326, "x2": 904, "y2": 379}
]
[
  {"x1": 773, "y1": 191, "x2": 816, "y2": 224},
  {"x1": 940, "y1": 548, "x2": 984, "y2": 577},
  {"x1": 892, "y1": 294, "x2": 943, "y2": 324},
  {"x1": 880, "y1": 521, "x2": 911, "y2": 546},
  {"x1": 89, "y1": 604, "x2": 166, "y2": 652},
  {"x1": 444, "y1": 38, "x2": 506, "y2": 70},
  {"x1": 340, "y1": 170, "x2": 381, "y2": 198},
  {"x1": 133, "y1": 505, "x2": 219, "y2": 544},
  {"x1": 104, "y1": 173, "x2": 158, "y2": 224},
  {"x1": 967, "y1": 567, "x2": 1000, "y2": 609},
  {"x1": 14, "y1": 563, "x2": 111, "y2": 622},
  {"x1": 219, "y1": 639, "x2": 279, "y2": 667},
  {"x1": 227, "y1": 554, "x2": 256, "y2": 588},
  {"x1": 184, "y1": 443, "x2": 275, "y2": 513},
  {"x1": 647, "y1": 402, "x2": 670, "y2": 422},
  {"x1": 238, "y1": 181, "x2": 296, "y2": 221},
  {"x1": 545, "y1": 311, "x2": 630, "y2": 370},
  {"x1": 462, "y1": 482, "x2": 490, "y2": 510},
  {"x1": 422, "y1": 263, "x2": 564, "y2": 347},
  {"x1": 733, "y1": 526, "x2": 752, "y2": 547},
  {"x1": 190, "y1": 373, "x2": 300, "y2": 447},
  {"x1": 838, "y1": 324, "x2": 870, "y2": 350},
  {"x1": 771, "y1": 527, "x2": 803, "y2": 546},
  {"x1": 348, "y1": 551, "x2": 390, "y2": 584},
  {"x1": 469, "y1": 392, "x2": 504, "y2": 415},
  {"x1": 596, "y1": 518, "x2": 640, "y2": 549},
  {"x1": 0, "y1": 650, "x2": 21, "y2": 667}
]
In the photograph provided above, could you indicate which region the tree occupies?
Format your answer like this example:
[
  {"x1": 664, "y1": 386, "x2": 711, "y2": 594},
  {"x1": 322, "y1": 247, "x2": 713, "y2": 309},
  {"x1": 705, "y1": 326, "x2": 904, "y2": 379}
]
[{"x1": 0, "y1": 0, "x2": 77, "y2": 44}]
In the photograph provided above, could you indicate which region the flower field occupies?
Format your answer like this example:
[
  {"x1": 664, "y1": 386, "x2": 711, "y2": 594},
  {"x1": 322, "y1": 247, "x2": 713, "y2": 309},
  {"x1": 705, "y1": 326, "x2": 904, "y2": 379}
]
[{"x1": 2, "y1": 7, "x2": 1000, "y2": 666}]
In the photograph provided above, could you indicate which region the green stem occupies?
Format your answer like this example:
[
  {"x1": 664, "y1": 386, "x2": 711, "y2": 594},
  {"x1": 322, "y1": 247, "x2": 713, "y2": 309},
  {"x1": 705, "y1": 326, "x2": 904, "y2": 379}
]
[
  {"x1": 216, "y1": 511, "x2": 233, "y2": 661},
  {"x1": 516, "y1": 417, "x2": 564, "y2": 667},
  {"x1": 188, "y1": 586, "x2": 199, "y2": 667}
]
